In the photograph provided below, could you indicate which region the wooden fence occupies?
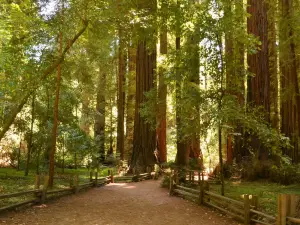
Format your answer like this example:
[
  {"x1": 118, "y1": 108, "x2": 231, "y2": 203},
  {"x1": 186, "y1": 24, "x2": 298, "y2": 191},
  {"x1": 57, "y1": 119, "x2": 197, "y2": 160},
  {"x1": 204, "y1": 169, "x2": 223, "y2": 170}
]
[
  {"x1": 0, "y1": 170, "x2": 114, "y2": 213},
  {"x1": 169, "y1": 171, "x2": 300, "y2": 225},
  {"x1": 0, "y1": 170, "x2": 153, "y2": 213}
]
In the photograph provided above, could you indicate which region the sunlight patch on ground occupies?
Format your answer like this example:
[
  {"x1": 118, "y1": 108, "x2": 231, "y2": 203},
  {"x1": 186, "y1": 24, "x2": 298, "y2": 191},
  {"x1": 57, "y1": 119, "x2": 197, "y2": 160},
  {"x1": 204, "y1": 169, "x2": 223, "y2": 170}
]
[{"x1": 123, "y1": 186, "x2": 136, "y2": 189}]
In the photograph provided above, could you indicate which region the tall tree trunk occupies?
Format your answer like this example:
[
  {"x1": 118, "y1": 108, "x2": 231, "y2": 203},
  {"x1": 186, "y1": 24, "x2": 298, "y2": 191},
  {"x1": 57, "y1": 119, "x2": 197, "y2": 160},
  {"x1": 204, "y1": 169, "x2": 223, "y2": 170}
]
[
  {"x1": 279, "y1": 0, "x2": 300, "y2": 162},
  {"x1": 247, "y1": 0, "x2": 270, "y2": 160},
  {"x1": 130, "y1": 0, "x2": 157, "y2": 173},
  {"x1": 157, "y1": 0, "x2": 168, "y2": 163},
  {"x1": 95, "y1": 70, "x2": 106, "y2": 162},
  {"x1": 49, "y1": 31, "x2": 63, "y2": 188},
  {"x1": 175, "y1": 0, "x2": 187, "y2": 167},
  {"x1": 268, "y1": 1, "x2": 279, "y2": 131},
  {"x1": 233, "y1": 0, "x2": 246, "y2": 162},
  {"x1": 117, "y1": 29, "x2": 126, "y2": 161},
  {"x1": 25, "y1": 94, "x2": 35, "y2": 176},
  {"x1": 107, "y1": 96, "x2": 114, "y2": 156},
  {"x1": 131, "y1": 39, "x2": 157, "y2": 172},
  {"x1": 125, "y1": 43, "x2": 136, "y2": 164}
]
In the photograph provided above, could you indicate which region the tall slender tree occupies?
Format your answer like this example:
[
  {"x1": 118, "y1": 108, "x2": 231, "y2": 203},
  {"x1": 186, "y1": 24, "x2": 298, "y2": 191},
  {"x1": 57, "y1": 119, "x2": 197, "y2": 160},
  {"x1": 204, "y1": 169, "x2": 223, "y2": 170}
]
[
  {"x1": 157, "y1": 0, "x2": 168, "y2": 163},
  {"x1": 117, "y1": 28, "x2": 126, "y2": 161}
]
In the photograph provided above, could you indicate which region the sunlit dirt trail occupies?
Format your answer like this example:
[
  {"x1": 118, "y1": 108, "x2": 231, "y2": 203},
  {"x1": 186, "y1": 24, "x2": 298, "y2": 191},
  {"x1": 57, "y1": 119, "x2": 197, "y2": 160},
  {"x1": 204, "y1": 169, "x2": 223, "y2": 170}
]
[{"x1": 0, "y1": 180, "x2": 241, "y2": 225}]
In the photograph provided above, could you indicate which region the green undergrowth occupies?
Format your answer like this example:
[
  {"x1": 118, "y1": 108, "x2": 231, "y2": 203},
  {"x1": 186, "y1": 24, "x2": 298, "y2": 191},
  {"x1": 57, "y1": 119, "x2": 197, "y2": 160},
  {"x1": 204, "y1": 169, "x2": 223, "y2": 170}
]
[
  {"x1": 0, "y1": 167, "x2": 115, "y2": 193},
  {"x1": 0, "y1": 167, "x2": 116, "y2": 208},
  {"x1": 210, "y1": 180, "x2": 300, "y2": 215}
]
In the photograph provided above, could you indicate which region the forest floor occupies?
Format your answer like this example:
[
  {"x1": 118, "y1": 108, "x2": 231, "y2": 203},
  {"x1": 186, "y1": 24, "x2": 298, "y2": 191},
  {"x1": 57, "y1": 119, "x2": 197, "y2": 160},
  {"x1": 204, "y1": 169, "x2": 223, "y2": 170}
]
[{"x1": 0, "y1": 179, "x2": 241, "y2": 225}]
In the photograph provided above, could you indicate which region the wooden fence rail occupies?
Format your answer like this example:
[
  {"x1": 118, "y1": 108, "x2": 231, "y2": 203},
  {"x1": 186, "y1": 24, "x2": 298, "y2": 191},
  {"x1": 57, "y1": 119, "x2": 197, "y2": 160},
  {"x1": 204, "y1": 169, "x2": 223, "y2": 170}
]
[
  {"x1": 169, "y1": 171, "x2": 299, "y2": 225},
  {"x1": 0, "y1": 170, "x2": 152, "y2": 214}
]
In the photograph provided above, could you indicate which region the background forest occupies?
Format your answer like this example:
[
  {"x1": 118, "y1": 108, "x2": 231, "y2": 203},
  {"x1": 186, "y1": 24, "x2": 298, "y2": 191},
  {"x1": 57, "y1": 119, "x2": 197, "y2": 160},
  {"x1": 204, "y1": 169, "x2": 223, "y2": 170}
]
[{"x1": 1, "y1": 0, "x2": 300, "y2": 189}]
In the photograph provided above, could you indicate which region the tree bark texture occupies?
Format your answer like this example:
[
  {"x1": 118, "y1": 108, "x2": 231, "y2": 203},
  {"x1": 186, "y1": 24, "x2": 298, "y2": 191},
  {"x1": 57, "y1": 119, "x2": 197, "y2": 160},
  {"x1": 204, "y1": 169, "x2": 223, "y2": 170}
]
[
  {"x1": 157, "y1": 0, "x2": 168, "y2": 163},
  {"x1": 268, "y1": 1, "x2": 279, "y2": 130},
  {"x1": 175, "y1": 0, "x2": 188, "y2": 166},
  {"x1": 117, "y1": 28, "x2": 126, "y2": 161},
  {"x1": 279, "y1": 0, "x2": 300, "y2": 162},
  {"x1": 131, "y1": 39, "x2": 157, "y2": 172},
  {"x1": 130, "y1": 0, "x2": 157, "y2": 172},
  {"x1": 247, "y1": 0, "x2": 270, "y2": 160},
  {"x1": 125, "y1": 44, "x2": 136, "y2": 164},
  {"x1": 247, "y1": 0, "x2": 270, "y2": 119}
]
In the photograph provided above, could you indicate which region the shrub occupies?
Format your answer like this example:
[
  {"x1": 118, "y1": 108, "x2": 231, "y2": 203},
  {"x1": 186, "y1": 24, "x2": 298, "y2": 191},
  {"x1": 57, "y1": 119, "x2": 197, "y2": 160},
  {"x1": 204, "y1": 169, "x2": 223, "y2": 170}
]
[{"x1": 160, "y1": 175, "x2": 170, "y2": 188}]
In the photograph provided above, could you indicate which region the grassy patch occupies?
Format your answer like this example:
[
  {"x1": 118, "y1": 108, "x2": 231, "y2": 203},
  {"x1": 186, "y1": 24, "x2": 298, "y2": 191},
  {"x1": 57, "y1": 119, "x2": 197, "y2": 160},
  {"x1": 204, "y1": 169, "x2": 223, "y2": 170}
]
[{"x1": 210, "y1": 180, "x2": 300, "y2": 215}]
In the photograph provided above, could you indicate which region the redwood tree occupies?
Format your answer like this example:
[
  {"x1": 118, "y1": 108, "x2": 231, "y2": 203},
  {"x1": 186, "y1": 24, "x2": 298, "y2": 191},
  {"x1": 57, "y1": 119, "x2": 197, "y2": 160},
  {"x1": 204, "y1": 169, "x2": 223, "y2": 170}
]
[
  {"x1": 130, "y1": 0, "x2": 157, "y2": 172},
  {"x1": 117, "y1": 28, "x2": 126, "y2": 161},
  {"x1": 279, "y1": 0, "x2": 300, "y2": 162},
  {"x1": 157, "y1": 0, "x2": 168, "y2": 163},
  {"x1": 247, "y1": 0, "x2": 270, "y2": 160}
]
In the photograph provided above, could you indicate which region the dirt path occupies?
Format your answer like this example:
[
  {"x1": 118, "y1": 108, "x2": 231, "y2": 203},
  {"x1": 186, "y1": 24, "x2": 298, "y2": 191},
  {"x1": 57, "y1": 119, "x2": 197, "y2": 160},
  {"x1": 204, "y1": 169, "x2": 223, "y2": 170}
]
[{"x1": 0, "y1": 180, "x2": 241, "y2": 225}]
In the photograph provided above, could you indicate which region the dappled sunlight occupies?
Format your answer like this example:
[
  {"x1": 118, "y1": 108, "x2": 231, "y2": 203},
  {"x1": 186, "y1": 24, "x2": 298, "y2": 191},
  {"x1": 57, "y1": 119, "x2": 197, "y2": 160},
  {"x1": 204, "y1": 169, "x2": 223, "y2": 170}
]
[
  {"x1": 109, "y1": 183, "x2": 126, "y2": 187},
  {"x1": 123, "y1": 185, "x2": 136, "y2": 189}
]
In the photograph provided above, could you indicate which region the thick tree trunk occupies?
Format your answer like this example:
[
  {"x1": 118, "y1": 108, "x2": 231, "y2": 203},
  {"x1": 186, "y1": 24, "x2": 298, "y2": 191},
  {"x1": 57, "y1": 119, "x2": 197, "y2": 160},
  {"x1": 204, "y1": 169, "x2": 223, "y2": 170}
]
[
  {"x1": 95, "y1": 71, "x2": 106, "y2": 162},
  {"x1": 131, "y1": 39, "x2": 157, "y2": 172},
  {"x1": 49, "y1": 31, "x2": 63, "y2": 188},
  {"x1": 247, "y1": 0, "x2": 270, "y2": 160},
  {"x1": 279, "y1": 0, "x2": 300, "y2": 162},
  {"x1": 130, "y1": 0, "x2": 157, "y2": 173},
  {"x1": 157, "y1": 0, "x2": 168, "y2": 163},
  {"x1": 268, "y1": 1, "x2": 279, "y2": 131},
  {"x1": 125, "y1": 44, "x2": 136, "y2": 164},
  {"x1": 117, "y1": 29, "x2": 126, "y2": 161},
  {"x1": 175, "y1": 0, "x2": 188, "y2": 167}
]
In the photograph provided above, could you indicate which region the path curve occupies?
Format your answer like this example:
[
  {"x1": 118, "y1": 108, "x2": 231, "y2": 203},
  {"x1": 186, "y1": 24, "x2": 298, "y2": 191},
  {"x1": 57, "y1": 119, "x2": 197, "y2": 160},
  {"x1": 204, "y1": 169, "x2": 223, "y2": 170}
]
[{"x1": 0, "y1": 180, "x2": 241, "y2": 225}]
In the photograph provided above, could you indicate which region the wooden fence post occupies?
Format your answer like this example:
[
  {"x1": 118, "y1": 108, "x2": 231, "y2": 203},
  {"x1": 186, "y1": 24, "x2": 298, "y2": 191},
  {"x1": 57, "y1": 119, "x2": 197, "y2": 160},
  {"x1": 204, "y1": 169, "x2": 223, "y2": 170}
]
[
  {"x1": 204, "y1": 181, "x2": 209, "y2": 202},
  {"x1": 95, "y1": 171, "x2": 98, "y2": 186},
  {"x1": 69, "y1": 175, "x2": 74, "y2": 188},
  {"x1": 175, "y1": 170, "x2": 179, "y2": 185},
  {"x1": 277, "y1": 194, "x2": 288, "y2": 225},
  {"x1": 34, "y1": 175, "x2": 40, "y2": 190},
  {"x1": 244, "y1": 194, "x2": 250, "y2": 225},
  {"x1": 74, "y1": 174, "x2": 79, "y2": 193},
  {"x1": 90, "y1": 171, "x2": 93, "y2": 182},
  {"x1": 198, "y1": 172, "x2": 201, "y2": 185},
  {"x1": 169, "y1": 173, "x2": 174, "y2": 196},
  {"x1": 251, "y1": 195, "x2": 258, "y2": 210},
  {"x1": 110, "y1": 171, "x2": 114, "y2": 183},
  {"x1": 199, "y1": 177, "x2": 205, "y2": 205},
  {"x1": 41, "y1": 175, "x2": 49, "y2": 203}
]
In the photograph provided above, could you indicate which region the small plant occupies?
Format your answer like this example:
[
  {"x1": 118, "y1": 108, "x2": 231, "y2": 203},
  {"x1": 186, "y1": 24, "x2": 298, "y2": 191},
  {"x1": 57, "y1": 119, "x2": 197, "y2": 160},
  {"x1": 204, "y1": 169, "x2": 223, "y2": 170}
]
[{"x1": 160, "y1": 175, "x2": 170, "y2": 188}]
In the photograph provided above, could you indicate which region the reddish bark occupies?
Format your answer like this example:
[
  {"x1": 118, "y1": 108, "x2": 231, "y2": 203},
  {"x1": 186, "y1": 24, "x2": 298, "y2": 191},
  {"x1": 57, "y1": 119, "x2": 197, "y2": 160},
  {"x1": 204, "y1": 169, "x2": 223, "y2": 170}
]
[
  {"x1": 117, "y1": 28, "x2": 126, "y2": 161},
  {"x1": 247, "y1": 0, "x2": 270, "y2": 160},
  {"x1": 125, "y1": 44, "x2": 136, "y2": 164},
  {"x1": 157, "y1": 0, "x2": 168, "y2": 163},
  {"x1": 280, "y1": 0, "x2": 300, "y2": 162}
]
